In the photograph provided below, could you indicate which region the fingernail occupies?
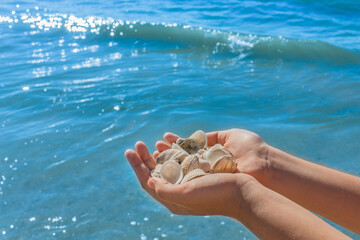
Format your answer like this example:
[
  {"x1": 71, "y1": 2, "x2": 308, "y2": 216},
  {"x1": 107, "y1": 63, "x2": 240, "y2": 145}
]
[{"x1": 148, "y1": 178, "x2": 157, "y2": 189}]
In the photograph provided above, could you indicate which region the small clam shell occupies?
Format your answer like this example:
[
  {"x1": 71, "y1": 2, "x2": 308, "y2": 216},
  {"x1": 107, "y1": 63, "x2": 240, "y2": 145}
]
[
  {"x1": 189, "y1": 130, "x2": 207, "y2": 149},
  {"x1": 198, "y1": 149, "x2": 206, "y2": 155},
  {"x1": 181, "y1": 155, "x2": 200, "y2": 175},
  {"x1": 171, "y1": 143, "x2": 183, "y2": 151},
  {"x1": 211, "y1": 143, "x2": 224, "y2": 150},
  {"x1": 150, "y1": 164, "x2": 162, "y2": 177},
  {"x1": 204, "y1": 145, "x2": 234, "y2": 165},
  {"x1": 160, "y1": 161, "x2": 183, "y2": 184},
  {"x1": 156, "y1": 149, "x2": 182, "y2": 164},
  {"x1": 211, "y1": 144, "x2": 233, "y2": 156},
  {"x1": 198, "y1": 159, "x2": 211, "y2": 172},
  {"x1": 211, "y1": 155, "x2": 237, "y2": 174},
  {"x1": 181, "y1": 168, "x2": 206, "y2": 183},
  {"x1": 179, "y1": 138, "x2": 202, "y2": 154},
  {"x1": 169, "y1": 150, "x2": 189, "y2": 164}
]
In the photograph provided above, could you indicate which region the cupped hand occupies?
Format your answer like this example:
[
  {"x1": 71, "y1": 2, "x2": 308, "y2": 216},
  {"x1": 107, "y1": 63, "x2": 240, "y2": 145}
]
[
  {"x1": 125, "y1": 141, "x2": 254, "y2": 217},
  {"x1": 125, "y1": 142, "x2": 193, "y2": 215},
  {"x1": 154, "y1": 129, "x2": 269, "y2": 182}
]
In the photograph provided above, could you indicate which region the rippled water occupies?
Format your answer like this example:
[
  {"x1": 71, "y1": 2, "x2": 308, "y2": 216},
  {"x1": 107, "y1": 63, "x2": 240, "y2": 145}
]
[{"x1": 1, "y1": 0, "x2": 360, "y2": 239}]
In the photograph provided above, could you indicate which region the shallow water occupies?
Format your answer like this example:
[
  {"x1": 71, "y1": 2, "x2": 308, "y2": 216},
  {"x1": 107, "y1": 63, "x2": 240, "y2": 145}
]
[{"x1": 0, "y1": 0, "x2": 360, "y2": 239}]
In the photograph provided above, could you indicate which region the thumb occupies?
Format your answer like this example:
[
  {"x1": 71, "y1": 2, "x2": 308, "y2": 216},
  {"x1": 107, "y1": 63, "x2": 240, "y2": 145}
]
[
  {"x1": 147, "y1": 178, "x2": 187, "y2": 203},
  {"x1": 147, "y1": 177, "x2": 167, "y2": 189}
]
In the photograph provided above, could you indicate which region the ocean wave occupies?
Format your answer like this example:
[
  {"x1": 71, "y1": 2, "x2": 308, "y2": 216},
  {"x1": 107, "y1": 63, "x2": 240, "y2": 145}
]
[{"x1": 1, "y1": 11, "x2": 359, "y2": 64}]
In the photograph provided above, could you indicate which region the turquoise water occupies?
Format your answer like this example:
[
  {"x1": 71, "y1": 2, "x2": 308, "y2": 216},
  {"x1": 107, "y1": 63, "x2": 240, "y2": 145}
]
[{"x1": 1, "y1": 0, "x2": 360, "y2": 239}]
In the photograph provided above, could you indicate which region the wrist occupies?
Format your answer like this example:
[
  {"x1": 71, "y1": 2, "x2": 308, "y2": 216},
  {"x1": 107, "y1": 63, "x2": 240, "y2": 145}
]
[
  {"x1": 262, "y1": 144, "x2": 305, "y2": 192},
  {"x1": 261, "y1": 144, "x2": 286, "y2": 187},
  {"x1": 231, "y1": 174, "x2": 263, "y2": 223}
]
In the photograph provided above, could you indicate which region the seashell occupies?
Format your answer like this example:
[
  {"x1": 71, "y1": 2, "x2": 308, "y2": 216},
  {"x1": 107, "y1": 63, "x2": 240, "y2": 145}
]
[
  {"x1": 171, "y1": 143, "x2": 183, "y2": 151},
  {"x1": 198, "y1": 149, "x2": 206, "y2": 155},
  {"x1": 179, "y1": 138, "x2": 202, "y2": 154},
  {"x1": 151, "y1": 170, "x2": 161, "y2": 178},
  {"x1": 189, "y1": 130, "x2": 207, "y2": 149},
  {"x1": 211, "y1": 143, "x2": 224, "y2": 150},
  {"x1": 181, "y1": 155, "x2": 200, "y2": 175},
  {"x1": 211, "y1": 144, "x2": 233, "y2": 156},
  {"x1": 204, "y1": 145, "x2": 234, "y2": 165},
  {"x1": 198, "y1": 159, "x2": 211, "y2": 172},
  {"x1": 151, "y1": 164, "x2": 162, "y2": 178},
  {"x1": 181, "y1": 168, "x2": 206, "y2": 183},
  {"x1": 160, "y1": 161, "x2": 183, "y2": 184},
  {"x1": 169, "y1": 150, "x2": 189, "y2": 164},
  {"x1": 176, "y1": 138, "x2": 186, "y2": 146},
  {"x1": 210, "y1": 155, "x2": 237, "y2": 174},
  {"x1": 156, "y1": 149, "x2": 183, "y2": 164}
]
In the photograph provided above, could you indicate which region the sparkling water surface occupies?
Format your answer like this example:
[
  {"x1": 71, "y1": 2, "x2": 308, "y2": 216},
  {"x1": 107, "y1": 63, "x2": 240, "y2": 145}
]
[{"x1": 1, "y1": 0, "x2": 360, "y2": 239}]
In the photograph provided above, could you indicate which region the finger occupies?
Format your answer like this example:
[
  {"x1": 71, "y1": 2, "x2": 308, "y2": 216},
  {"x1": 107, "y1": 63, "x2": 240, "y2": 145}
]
[
  {"x1": 135, "y1": 141, "x2": 156, "y2": 170},
  {"x1": 155, "y1": 141, "x2": 171, "y2": 152},
  {"x1": 206, "y1": 131, "x2": 228, "y2": 146},
  {"x1": 206, "y1": 131, "x2": 220, "y2": 146},
  {"x1": 164, "y1": 132, "x2": 180, "y2": 144},
  {"x1": 148, "y1": 177, "x2": 189, "y2": 204},
  {"x1": 153, "y1": 151, "x2": 160, "y2": 159},
  {"x1": 125, "y1": 149, "x2": 151, "y2": 186}
]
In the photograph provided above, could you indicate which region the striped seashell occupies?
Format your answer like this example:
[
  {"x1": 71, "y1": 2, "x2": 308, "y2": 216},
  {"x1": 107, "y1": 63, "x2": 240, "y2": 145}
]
[
  {"x1": 204, "y1": 145, "x2": 234, "y2": 165},
  {"x1": 189, "y1": 130, "x2": 207, "y2": 149},
  {"x1": 210, "y1": 155, "x2": 237, "y2": 174},
  {"x1": 180, "y1": 168, "x2": 206, "y2": 183},
  {"x1": 181, "y1": 155, "x2": 200, "y2": 175},
  {"x1": 160, "y1": 160, "x2": 183, "y2": 184}
]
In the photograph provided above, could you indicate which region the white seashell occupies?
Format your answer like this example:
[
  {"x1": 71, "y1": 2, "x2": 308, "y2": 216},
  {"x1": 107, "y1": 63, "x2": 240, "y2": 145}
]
[
  {"x1": 150, "y1": 164, "x2": 162, "y2": 177},
  {"x1": 151, "y1": 170, "x2": 160, "y2": 178},
  {"x1": 198, "y1": 159, "x2": 211, "y2": 172},
  {"x1": 169, "y1": 150, "x2": 189, "y2": 164},
  {"x1": 210, "y1": 155, "x2": 237, "y2": 174},
  {"x1": 171, "y1": 143, "x2": 183, "y2": 151},
  {"x1": 156, "y1": 149, "x2": 183, "y2": 164},
  {"x1": 211, "y1": 144, "x2": 224, "y2": 149},
  {"x1": 160, "y1": 161, "x2": 183, "y2": 184},
  {"x1": 189, "y1": 130, "x2": 207, "y2": 149},
  {"x1": 198, "y1": 149, "x2": 206, "y2": 155},
  {"x1": 181, "y1": 155, "x2": 200, "y2": 175},
  {"x1": 181, "y1": 168, "x2": 206, "y2": 183}
]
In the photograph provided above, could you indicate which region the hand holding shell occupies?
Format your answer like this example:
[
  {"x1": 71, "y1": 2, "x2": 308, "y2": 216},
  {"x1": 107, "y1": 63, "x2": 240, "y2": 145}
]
[{"x1": 154, "y1": 130, "x2": 237, "y2": 184}]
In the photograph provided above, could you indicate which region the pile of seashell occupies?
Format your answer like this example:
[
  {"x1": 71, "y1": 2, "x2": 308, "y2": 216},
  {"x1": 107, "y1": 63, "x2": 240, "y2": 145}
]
[{"x1": 151, "y1": 130, "x2": 237, "y2": 184}]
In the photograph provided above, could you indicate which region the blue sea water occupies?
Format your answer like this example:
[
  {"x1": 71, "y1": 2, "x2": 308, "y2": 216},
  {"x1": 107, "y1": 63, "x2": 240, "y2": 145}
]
[{"x1": 0, "y1": 0, "x2": 359, "y2": 239}]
